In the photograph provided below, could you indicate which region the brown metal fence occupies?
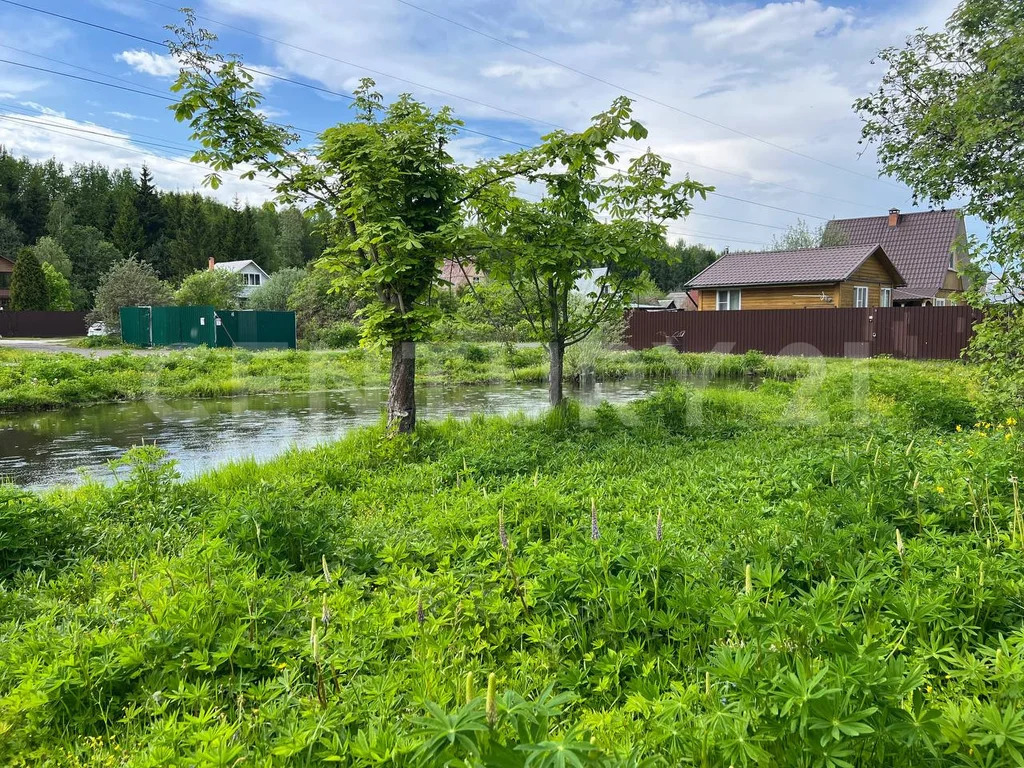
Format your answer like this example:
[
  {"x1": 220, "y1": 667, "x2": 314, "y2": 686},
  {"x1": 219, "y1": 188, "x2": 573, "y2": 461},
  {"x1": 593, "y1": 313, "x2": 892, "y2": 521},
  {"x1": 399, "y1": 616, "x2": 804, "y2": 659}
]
[
  {"x1": 0, "y1": 311, "x2": 89, "y2": 338},
  {"x1": 626, "y1": 305, "x2": 983, "y2": 360}
]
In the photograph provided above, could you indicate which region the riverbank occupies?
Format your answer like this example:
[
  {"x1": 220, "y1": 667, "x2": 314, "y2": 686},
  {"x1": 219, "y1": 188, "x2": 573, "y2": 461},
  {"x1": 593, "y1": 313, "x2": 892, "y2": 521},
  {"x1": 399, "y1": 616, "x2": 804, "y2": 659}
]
[
  {"x1": 0, "y1": 343, "x2": 820, "y2": 412},
  {"x1": 1, "y1": 360, "x2": 1017, "y2": 765}
]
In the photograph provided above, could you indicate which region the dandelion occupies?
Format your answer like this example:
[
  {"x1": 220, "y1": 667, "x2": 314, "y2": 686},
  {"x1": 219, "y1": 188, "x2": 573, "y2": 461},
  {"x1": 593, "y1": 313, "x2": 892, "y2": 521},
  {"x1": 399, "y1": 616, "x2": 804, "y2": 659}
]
[
  {"x1": 498, "y1": 508, "x2": 509, "y2": 550},
  {"x1": 486, "y1": 673, "x2": 497, "y2": 726},
  {"x1": 935, "y1": 486, "x2": 945, "y2": 494},
  {"x1": 590, "y1": 497, "x2": 600, "y2": 541},
  {"x1": 1008, "y1": 417, "x2": 1017, "y2": 427},
  {"x1": 656, "y1": 510, "x2": 663, "y2": 542},
  {"x1": 417, "y1": 593, "x2": 425, "y2": 626},
  {"x1": 895, "y1": 528, "x2": 905, "y2": 558}
]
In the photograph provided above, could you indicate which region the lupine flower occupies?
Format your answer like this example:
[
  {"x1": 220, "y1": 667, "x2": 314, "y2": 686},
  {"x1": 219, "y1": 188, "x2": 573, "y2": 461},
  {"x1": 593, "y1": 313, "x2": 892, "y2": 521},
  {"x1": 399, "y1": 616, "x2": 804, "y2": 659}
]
[
  {"x1": 744, "y1": 564, "x2": 753, "y2": 595},
  {"x1": 656, "y1": 510, "x2": 663, "y2": 542},
  {"x1": 895, "y1": 528, "x2": 905, "y2": 558},
  {"x1": 499, "y1": 509, "x2": 509, "y2": 550},
  {"x1": 486, "y1": 673, "x2": 497, "y2": 726},
  {"x1": 310, "y1": 617, "x2": 319, "y2": 662},
  {"x1": 321, "y1": 555, "x2": 332, "y2": 585},
  {"x1": 465, "y1": 671, "x2": 474, "y2": 704},
  {"x1": 321, "y1": 594, "x2": 331, "y2": 629},
  {"x1": 590, "y1": 498, "x2": 600, "y2": 541},
  {"x1": 417, "y1": 594, "x2": 425, "y2": 626}
]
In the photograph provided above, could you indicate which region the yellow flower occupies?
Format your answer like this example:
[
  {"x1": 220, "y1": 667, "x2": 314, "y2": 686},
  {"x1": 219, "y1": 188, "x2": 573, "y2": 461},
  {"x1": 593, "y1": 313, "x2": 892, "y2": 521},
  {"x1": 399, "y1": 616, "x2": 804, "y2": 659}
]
[
  {"x1": 956, "y1": 425, "x2": 963, "y2": 432},
  {"x1": 1006, "y1": 433, "x2": 1012, "y2": 441},
  {"x1": 936, "y1": 486, "x2": 945, "y2": 494},
  {"x1": 1007, "y1": 417, "x2": 1017, "y2": 426}
]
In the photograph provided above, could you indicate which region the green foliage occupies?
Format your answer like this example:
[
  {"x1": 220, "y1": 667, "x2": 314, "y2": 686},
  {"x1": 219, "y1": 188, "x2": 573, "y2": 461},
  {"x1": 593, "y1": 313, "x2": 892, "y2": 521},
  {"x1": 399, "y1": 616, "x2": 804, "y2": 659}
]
[
  {"x1": 89, "y1": 257, "x2": 174, "y2": 330},
  {"x1": 314, "y1": 320, "x2": 361, "y2": 348},
  {"x1": 31, "y1": 236, "x2": 71, "y2": 280},
  {"x1": 9, "y1": 248, "x2": 48, "y2": 310},
  {"x1": 0, "y1": 213, "x2": 24, "y2": 263},
  {"x1": 40, "y1": 261, "x2": 72, "y2": 311},
  {"x1": 645, "y1": 239, "x2": 718, "y2": 292},
  {"x1": 111, "y1": 193, "x2": 145, "y2": 256},
  {"x1": 174, "y1": 269, "x2": 242, "y2": 309},
  {"x1": 0, "y1": 362, "x2": 1022, "y2": 765},
  {"x1": 770, "y1": 218, "x2": 850, "y2": 250},
  {"x1": 247, "y1": 266, "x2": 305, "y2": 311},
  {"x1": 469, "y1": 97, "x2": 712, "y2": 404}
]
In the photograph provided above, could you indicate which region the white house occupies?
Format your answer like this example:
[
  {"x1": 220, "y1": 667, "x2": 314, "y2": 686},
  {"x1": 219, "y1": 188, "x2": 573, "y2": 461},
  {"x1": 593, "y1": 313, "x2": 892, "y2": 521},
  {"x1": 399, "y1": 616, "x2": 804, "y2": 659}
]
[{"x1": 210, "y1": 258, "x2": 270, "y2": 301}]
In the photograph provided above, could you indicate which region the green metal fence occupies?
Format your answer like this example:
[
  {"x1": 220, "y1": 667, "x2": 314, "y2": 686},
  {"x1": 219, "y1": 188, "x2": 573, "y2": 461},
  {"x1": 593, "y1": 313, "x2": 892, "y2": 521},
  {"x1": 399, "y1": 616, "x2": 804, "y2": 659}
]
[{"x1": 120, "y1": 306, "x2": 295, "y2": 349}]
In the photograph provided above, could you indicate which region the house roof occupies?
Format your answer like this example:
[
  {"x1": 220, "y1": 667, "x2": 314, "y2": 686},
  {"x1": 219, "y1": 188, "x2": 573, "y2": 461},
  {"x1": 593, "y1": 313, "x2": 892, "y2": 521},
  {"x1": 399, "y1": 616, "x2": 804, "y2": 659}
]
[
  {"x1": 686, "y1": 244, "x2": 905, "y2": 289},
  {"x1": 825, "y1": 209, "x2": 962, "y2": 300},
  {"x1": 214, "y1": 260, "x2": 268, "y2": 276},
  {"x1": 0, "y1": 254, "x2": 13, "y2": 272}
]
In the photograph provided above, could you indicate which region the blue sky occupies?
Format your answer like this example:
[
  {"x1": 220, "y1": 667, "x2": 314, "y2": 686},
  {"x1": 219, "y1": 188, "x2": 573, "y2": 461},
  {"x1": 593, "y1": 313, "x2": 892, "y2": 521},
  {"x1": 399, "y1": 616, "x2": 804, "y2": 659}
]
[{"x1": 0, "y1": 0, "x2": 976, "y2": 250}]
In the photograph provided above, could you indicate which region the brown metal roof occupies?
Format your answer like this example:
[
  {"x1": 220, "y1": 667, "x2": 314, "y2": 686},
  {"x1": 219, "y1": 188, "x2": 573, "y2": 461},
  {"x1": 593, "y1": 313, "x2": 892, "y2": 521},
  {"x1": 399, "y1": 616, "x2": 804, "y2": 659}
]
[
  {"x1": 824, "y1": 209, "x2": 962, "y2": 300},
  {"x1": 686, "y1": 244, "x2": 905, "y2": 289}
]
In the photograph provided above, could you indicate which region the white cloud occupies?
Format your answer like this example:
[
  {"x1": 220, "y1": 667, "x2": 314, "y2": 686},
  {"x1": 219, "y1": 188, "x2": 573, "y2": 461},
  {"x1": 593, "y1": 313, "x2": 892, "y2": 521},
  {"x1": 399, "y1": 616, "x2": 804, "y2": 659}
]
[
  {"x1": 0, "y1": 109, "x2": 274, "y2": 206},
  {"x1": 116, "y1": 49, "x2": 180, "y2": 77},
  {"x1": 481, "y1": 63, "x2": 572, "y2": 89},
  {"x1": 694, "y1": 0, "x2": 854, "y2": 52},
  {"x1": 108, "y1": 111, "x2": 158, "y2": 122}
]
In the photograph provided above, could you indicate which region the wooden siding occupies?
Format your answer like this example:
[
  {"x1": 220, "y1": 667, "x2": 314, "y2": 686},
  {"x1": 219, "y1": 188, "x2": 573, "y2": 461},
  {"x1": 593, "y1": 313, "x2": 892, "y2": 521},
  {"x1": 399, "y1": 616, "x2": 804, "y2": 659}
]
[{"x1": 699, "y1": 284, "x2": 839, "y2": 311}]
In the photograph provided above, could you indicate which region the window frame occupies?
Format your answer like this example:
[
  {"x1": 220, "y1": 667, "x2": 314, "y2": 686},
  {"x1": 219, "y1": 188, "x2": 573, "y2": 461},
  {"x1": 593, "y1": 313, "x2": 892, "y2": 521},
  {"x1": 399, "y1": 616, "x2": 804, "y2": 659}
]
[
  {"x1": 716, "y1": 289, "x2": 741, "y2": 311},
  {"x1": 853, "y1": 285, "x2": 869, "y2": 308},
  {"x1": 934, "y1": 297, "x2": 947, "y2": 307},
  {"x1": 880, "y1": 287, "x2": 892, "y2": 308}
]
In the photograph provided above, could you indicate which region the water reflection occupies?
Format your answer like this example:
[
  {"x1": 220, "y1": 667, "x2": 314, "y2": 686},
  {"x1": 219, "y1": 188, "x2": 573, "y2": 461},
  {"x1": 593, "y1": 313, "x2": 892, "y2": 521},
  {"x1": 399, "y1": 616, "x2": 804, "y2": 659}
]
[{"x1": 0, "y1": 381, "x2": 652, "y2": 489}]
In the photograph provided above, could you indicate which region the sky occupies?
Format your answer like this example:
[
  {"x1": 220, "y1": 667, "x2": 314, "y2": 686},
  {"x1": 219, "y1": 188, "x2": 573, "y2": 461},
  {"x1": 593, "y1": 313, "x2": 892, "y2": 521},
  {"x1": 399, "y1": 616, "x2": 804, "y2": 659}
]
[{"x1": 0, "y1": 0, "x2": 976, "y2": 252}]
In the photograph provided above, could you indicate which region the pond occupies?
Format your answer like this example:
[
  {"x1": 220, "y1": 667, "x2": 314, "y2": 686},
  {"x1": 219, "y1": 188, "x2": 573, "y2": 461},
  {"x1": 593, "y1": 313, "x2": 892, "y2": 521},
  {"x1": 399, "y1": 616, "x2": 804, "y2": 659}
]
[{"x1": 0, "y1": 381, "x2": 654, "y2": 490}]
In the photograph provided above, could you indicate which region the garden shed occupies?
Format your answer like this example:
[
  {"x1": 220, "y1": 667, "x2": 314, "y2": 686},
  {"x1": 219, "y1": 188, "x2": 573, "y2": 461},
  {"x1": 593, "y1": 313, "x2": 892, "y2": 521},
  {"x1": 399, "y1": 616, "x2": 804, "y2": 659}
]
[{"x1": 120, "y1": 306, "x2": 296, "y2": 349}]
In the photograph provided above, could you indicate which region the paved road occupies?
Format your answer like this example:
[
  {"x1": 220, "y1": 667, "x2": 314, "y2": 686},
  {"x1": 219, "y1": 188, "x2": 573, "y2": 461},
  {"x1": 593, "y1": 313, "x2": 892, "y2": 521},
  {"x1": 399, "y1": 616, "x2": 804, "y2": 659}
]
[{"x1": 0, "y1": 338, "x2": 161, "y2": 357}]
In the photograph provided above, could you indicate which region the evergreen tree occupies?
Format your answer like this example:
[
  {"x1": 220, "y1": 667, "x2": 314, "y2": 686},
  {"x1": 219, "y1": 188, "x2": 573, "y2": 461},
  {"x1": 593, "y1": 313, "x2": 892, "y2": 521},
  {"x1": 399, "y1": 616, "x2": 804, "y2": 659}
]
[
  {"x1": 0, "y1": 214, "x2": 22, "y2": 263},
  {"x1": 135, "y1": 165, "x2": 164, "y2": 247},
  {"x1": 273, "y1": 206, "x2": 306, "y2": 270},
  {"x1": 17, "y1": 171, "x2": 49, "y2": 243},
  {"x1": 111, "y1": 196, "x2": 145, "y2": 256},
  {"x1": 10, "y1": 248, "x2": 49, "y2": 310},
  {"x1": 170, "y1": 194, "x2": 209, "y2": 277}
]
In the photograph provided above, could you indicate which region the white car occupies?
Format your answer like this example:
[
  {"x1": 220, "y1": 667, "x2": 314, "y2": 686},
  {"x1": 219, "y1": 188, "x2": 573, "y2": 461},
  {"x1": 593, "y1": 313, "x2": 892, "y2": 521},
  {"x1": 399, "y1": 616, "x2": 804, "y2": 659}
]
[{"x1": 87, "y1": 322, "x2": 109, "y2": 337}]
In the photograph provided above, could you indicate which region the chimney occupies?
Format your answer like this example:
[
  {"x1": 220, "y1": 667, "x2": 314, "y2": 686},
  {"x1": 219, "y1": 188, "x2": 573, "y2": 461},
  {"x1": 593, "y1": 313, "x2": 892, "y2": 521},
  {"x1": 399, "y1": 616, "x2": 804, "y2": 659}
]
[
  {"x1": 888, "y1": 208, "x2": 900, "y2": 228},
  {"x1": 208, "y1": 256, "x2": 216, "y2": 271}
]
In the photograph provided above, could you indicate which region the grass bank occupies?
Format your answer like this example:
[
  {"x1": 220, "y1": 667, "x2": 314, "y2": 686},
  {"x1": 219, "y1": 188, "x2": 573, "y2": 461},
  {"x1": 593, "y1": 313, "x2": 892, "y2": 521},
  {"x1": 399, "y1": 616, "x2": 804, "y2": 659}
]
[
  {"x1": 0, "y1": 343, "x2": 820, "y2": 412},
  {"x1": 1, "y1": 360, "x2": 1019, "y2": 766}
]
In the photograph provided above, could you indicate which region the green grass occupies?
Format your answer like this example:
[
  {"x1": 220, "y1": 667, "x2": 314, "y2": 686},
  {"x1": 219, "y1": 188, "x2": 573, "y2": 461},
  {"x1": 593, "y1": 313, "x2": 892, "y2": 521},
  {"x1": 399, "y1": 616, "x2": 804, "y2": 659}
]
[
  {"x1": 0, "y1": 343, "x2": 823, "y2": 413},
  {"x1": 1, "y1": 358, "x2": 1020, "y2": 766}
]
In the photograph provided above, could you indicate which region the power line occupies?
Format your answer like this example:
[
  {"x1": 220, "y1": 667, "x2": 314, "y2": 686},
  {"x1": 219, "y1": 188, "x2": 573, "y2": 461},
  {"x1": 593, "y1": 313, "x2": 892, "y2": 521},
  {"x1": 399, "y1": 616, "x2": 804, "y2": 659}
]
[
  {"x1": 3, "y1": 2, "x2": 852, "y2": 221},
  {"x1": 391, "y1": 0, "x2": 903, "y2": 189},
  {"x1": 133, "y1": 0, "x2": 879, "y2": 212},
  {"x1": 0, "y1": 106, "x2": 196, "y2": 154},
  {"x1": 0, "y1": 57, "x2": 177, "y2": 102}
]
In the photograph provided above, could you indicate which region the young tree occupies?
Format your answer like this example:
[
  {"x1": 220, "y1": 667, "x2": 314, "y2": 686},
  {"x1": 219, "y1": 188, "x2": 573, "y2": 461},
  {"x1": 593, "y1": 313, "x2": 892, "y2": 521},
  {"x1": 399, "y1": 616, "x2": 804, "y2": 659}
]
[
  {"x1": 467, "y1": 98, "x2": 711, "y2": 406},
  {"x1": 169, "y1": 16, "x2": 478, "y2": 432},
  {"x1": 9, "y1": 248, "x2": 49, "y2": 310},
  {"x1": 174, "y1": 268, "x2": 242, "y2": 309},
  {"x1": 90, "y1": 257, "x2": 174, "y2": 330},
  {"x1": 32, "y1": 236, "x2": 72, "y2": 280},
  {"x1": 247, "y1": 266, "x2": 305, "y2": 311},
  {"x1": 855, "y1": 0, "x2": 1024, "y2": 410},
  {"x1": 768, "y1": 218, "x2": 848, "y2": 251},
  {"x1": 41, "y1": 261, "x2": 73, "y2": 310}
]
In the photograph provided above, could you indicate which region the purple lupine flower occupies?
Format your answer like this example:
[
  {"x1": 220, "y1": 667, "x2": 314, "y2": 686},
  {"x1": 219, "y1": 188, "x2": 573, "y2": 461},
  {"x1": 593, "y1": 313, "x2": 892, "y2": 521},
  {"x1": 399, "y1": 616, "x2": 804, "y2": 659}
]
[
  {"x1": 590, "y1": 498, "x2": 600, "y2": 541},
  {"x1": 499, "y1": 510, "x2": 509, "y2": 550},
  {"x1": 417, "y1": 594, "x2": 425, "y2": 626},
  {"x1": 656, "y1": 510, "x2": 663, "y2": 542}
]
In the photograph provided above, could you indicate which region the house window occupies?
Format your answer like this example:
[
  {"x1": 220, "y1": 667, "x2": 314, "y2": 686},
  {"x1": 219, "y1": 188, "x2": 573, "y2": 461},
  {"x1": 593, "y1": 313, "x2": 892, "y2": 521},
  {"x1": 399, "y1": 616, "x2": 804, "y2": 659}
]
[
  {"x1": 880, "y1": 287, "x2": 892, "y2": 307},
  {"x1": 243, "y1": 273, "x2": 262, "y2": 287},
  {"x1": 854, "y1": 286, "x2": 869, "y2": 308},
  {"x1": 716, "y1": 289, "x2": 741, "y2": 310},
  {"x1": 935, "y1": 297, "x2": 947, "y2": 307},
  {"x1": 949, "y1": 252, "x2": 955, "y2": 270}
]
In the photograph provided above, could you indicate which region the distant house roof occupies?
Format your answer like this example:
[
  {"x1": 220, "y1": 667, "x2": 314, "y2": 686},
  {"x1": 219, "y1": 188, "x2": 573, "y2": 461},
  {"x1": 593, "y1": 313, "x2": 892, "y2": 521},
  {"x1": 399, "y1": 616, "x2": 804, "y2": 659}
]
[
  {"x1": 665, "y1": 290, "x2": 699, "y2": 311},
  {"x1": 440, "y1": 257, "x2": 482, "y2": 288},
  {"x1": 0, "y1": 254, "x2": 13, "y2": 272},
  {"x1": 825, "y1": 209, "x2": 963, "y2": 300},
  {"x1": 687, "y1": 244, "x2": 905, "y2": 289},
  {"x1": 214, "y1": 259, "x2": 268, "y2": 276}
]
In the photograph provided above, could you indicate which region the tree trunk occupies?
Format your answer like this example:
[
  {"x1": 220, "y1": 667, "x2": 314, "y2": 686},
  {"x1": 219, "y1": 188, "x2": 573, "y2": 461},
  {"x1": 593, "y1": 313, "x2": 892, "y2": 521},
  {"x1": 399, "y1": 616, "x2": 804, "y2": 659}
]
[
  {"x1": 548, "y1": 338, "x2": 564, "y2": 407},
  {"x1": 387, "y1": 340, "x2": 416, "y2": 433}
]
